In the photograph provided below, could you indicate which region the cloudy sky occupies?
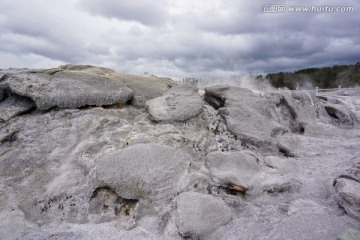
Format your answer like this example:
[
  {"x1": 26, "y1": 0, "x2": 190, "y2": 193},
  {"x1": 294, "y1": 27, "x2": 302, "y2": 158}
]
[{"x1": 0, "y1": 0, "x2": 359, "y2": 79}]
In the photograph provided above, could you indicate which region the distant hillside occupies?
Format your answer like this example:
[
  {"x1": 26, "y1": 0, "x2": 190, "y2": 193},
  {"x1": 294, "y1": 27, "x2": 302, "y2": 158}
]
[{"x1": 264, "y1": 62, "x2": 360, "y2": 90}]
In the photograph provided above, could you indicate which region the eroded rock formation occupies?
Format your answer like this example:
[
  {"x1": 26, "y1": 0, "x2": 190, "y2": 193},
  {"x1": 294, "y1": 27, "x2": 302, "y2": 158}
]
[{"x1": 0, "y1": 65, "x2": 359, "y2": 240}]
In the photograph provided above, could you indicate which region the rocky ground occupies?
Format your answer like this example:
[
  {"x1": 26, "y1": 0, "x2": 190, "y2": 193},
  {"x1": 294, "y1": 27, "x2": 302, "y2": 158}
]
[{"x1": 0, "y1": 65, "x2": 359, "y2": 240}]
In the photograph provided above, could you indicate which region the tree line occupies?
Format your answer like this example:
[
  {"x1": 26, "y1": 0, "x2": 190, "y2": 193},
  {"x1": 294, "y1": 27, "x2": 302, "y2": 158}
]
[{"x1": 261, "y1": 62, "x2": 360, "y2": 90}]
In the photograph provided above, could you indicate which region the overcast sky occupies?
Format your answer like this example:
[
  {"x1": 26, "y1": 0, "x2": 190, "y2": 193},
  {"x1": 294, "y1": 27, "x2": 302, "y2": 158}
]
[{"x1": 0, "y1": 0, "x2": 359, "y2": 79}]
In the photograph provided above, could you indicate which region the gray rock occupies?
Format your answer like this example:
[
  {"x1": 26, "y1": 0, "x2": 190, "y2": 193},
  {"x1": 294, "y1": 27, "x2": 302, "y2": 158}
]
[
  {"x1": 0, "y1": 127, "x2": 19, "y2": 143},
  {"x1": 96, "y1": 144, "x2": 190, "y2": 200},
  {"x1": 6, "y1": 70, "x2": 134, "y2": 110},
  {"x1": 114, "y1": 73, "x2": 176, "y2": 107},
  {"x1": 277, "y1": 135, "x2": 300, "y2": 157},
  {"x1": 4, "y1": 65, "x2": 178, "y2": 109},
  {"x1": 204, "y1": 86, "x2": 323, "y2": 149},
  {"x1": 176, "y1": 192, "x2": 232, "y2": 239},
  {"x1": 204, "y1": 86, "x2": 281, "y2": 147},
  {"x1": 206, "y1": 151, "x2": 262, "y2": 191},
  {"x1": 262, "y1": 156, "x2": 295, "y2": 171},
  {"x1": 334, "y1": 162, "x2": 360, "y2": 220},
  {"x1": 0, "y1": 95, "x2": 35, "y2": 122},
  {"x1": 146, "y1": 84, "x2": 203, "y2": 122},
  {"x1": 324, "y1": 104, "x2": 357, "y2": 128},
  {"x1": 52, "y1": 65, "x2": 177, "y2": 107},
  {"x1": 0, "y1": 69, "x2": 359, "y2": 239}
]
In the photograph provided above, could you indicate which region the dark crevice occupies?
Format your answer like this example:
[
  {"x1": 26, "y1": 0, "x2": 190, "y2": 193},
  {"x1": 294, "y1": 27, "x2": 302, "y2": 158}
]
[
  {"x1": 46, "y1": 69, "x2": 63, "y2": 76},
  {"x1": 276, "y1": 97, "x2": 297, "y2": 120},
  {"x1": 276, "y1": 96, "x2": 306, "y2": 134},
  {"x1": 278, "y1": 146, "x2": 295, "y2": 157},
  {"x1": 316, "y1": 95, "x2": 328, "y2": 101},
  {"x1": 324, "y1": 105, "x2": 354, "y2": 127},
  {"x1": 90, "y1": 186, "x2": 139, "y2": 217},
  {"x1": 291, "y1": 122, "x2": 305, "y2": 135},
  {"x1": 298, "y1": 124, "x2": 305, "y2": 134},
  {"x1": 325, "y1": 106, "x2": 340, "y2": 120},
  {"x1": 271, "y1": 127, "x2": 288, "y2": 137},
  {"x1": 78, "y1": 102, "x2": 126, "y2": 110},
  {"x1": 204, "y1": 93, "x2": 225, "y2": 110},
  {"x1": 102, "y1": 103, "x2": 125, "y2": 109},
  {"x1": 0, "y1": 129, "x2": 19, "y2": 143}
]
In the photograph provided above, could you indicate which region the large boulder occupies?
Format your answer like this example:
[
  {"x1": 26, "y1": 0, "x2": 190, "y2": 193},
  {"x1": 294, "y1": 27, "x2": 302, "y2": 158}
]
[
  {"x1": 56, "y1": 65, "x2": 176, "y2": 107},
  {"x1": 204, "y1": 86, "x2": 322, "y2": 148},
  {"x1": 6, "y1": 69, "x2": 134, "y2": 110},
  {"x1": 95, "y1": 144, "x2": 190, "y2": 201},
  {"x1": 204, "y1": 86, "x2": 282, "y2": 147},
  {"x1": 146, "y1": 84, "x2": 203, "y2": 122},
  {"x1": 176, "y1": 192, "x2": 232, "y2": 239},
  {"x1": 333, "y1": 162, "x2": 360, "y2": 220},
  {"x1": 323, "y1": 104, "x2": 357, "y2": 128},
  {"x1": 206, "y1": 151, "x2": 263, "y2": 192},
  {"x1": 4, "y1": 65, "x2": 178, "y2": 109}
]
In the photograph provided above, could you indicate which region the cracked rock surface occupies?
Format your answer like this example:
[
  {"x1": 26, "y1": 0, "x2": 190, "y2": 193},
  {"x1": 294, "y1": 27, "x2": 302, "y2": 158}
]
[{"x1": 0, "y1": 65, "x2": 359, "y2": 240}]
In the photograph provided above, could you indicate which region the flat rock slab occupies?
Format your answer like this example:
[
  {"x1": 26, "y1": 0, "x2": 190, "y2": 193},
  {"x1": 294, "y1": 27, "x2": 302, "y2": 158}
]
[
  {"x1": 96, "y1": 144, "x2": 190, "y2": 200},
  {"x1": 6, "y1": 70, "x2": 134, "y2": 110},
  {"x1": 176, "y1": 192, "x2": 232, "y2": 239},
  {"x1": 146, "y1": 84, "x2": 203, "y2": 122},
  {"x1": 0, "y1": 95, "x2": 35, "y2": 122},
  {"x1": 206, "y1": 151, "x2": 262, "y2": 190}
]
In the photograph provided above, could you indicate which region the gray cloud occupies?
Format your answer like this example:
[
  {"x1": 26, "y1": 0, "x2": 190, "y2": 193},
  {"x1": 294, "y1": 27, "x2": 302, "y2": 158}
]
[
  {"x1": 0, "y1": 0, "x2": 359, "y2": 79},
  {"x1": 78, "y1": 0, "x2": 169, "y2": 26}
]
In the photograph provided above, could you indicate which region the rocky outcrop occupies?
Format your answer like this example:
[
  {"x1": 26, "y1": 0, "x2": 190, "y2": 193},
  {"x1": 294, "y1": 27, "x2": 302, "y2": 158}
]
[
  {"x1": 0, "y1": 65, "x2": 360, "y2": 240},
  {"x1": 146, "y1": 84, "x2": 203, "y2": 122},
  {"x1": 56, "y1": 65, "x2": 177, "y2": 107},
  {"x1": 176, "y1": 192, "x2": 232, "y2": 239},
  {"x1": 204, "y1": 86, "x2": 276, "y2": 147},
  {"x1": 203, "y1": 86, "x2": 324, "y2": 153},
  {"x1": 334, "y1": 162, "x2": 360, "y2": 220},
  {"x1": 6, "y1": 70, "x2": 134, "y2": 110},
  {"x1": 57, "y1": 64, "x2": 176, "y2": 107},
  {"x1": 1, "y1": 64, "x2": 178, "y2": 111}
]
